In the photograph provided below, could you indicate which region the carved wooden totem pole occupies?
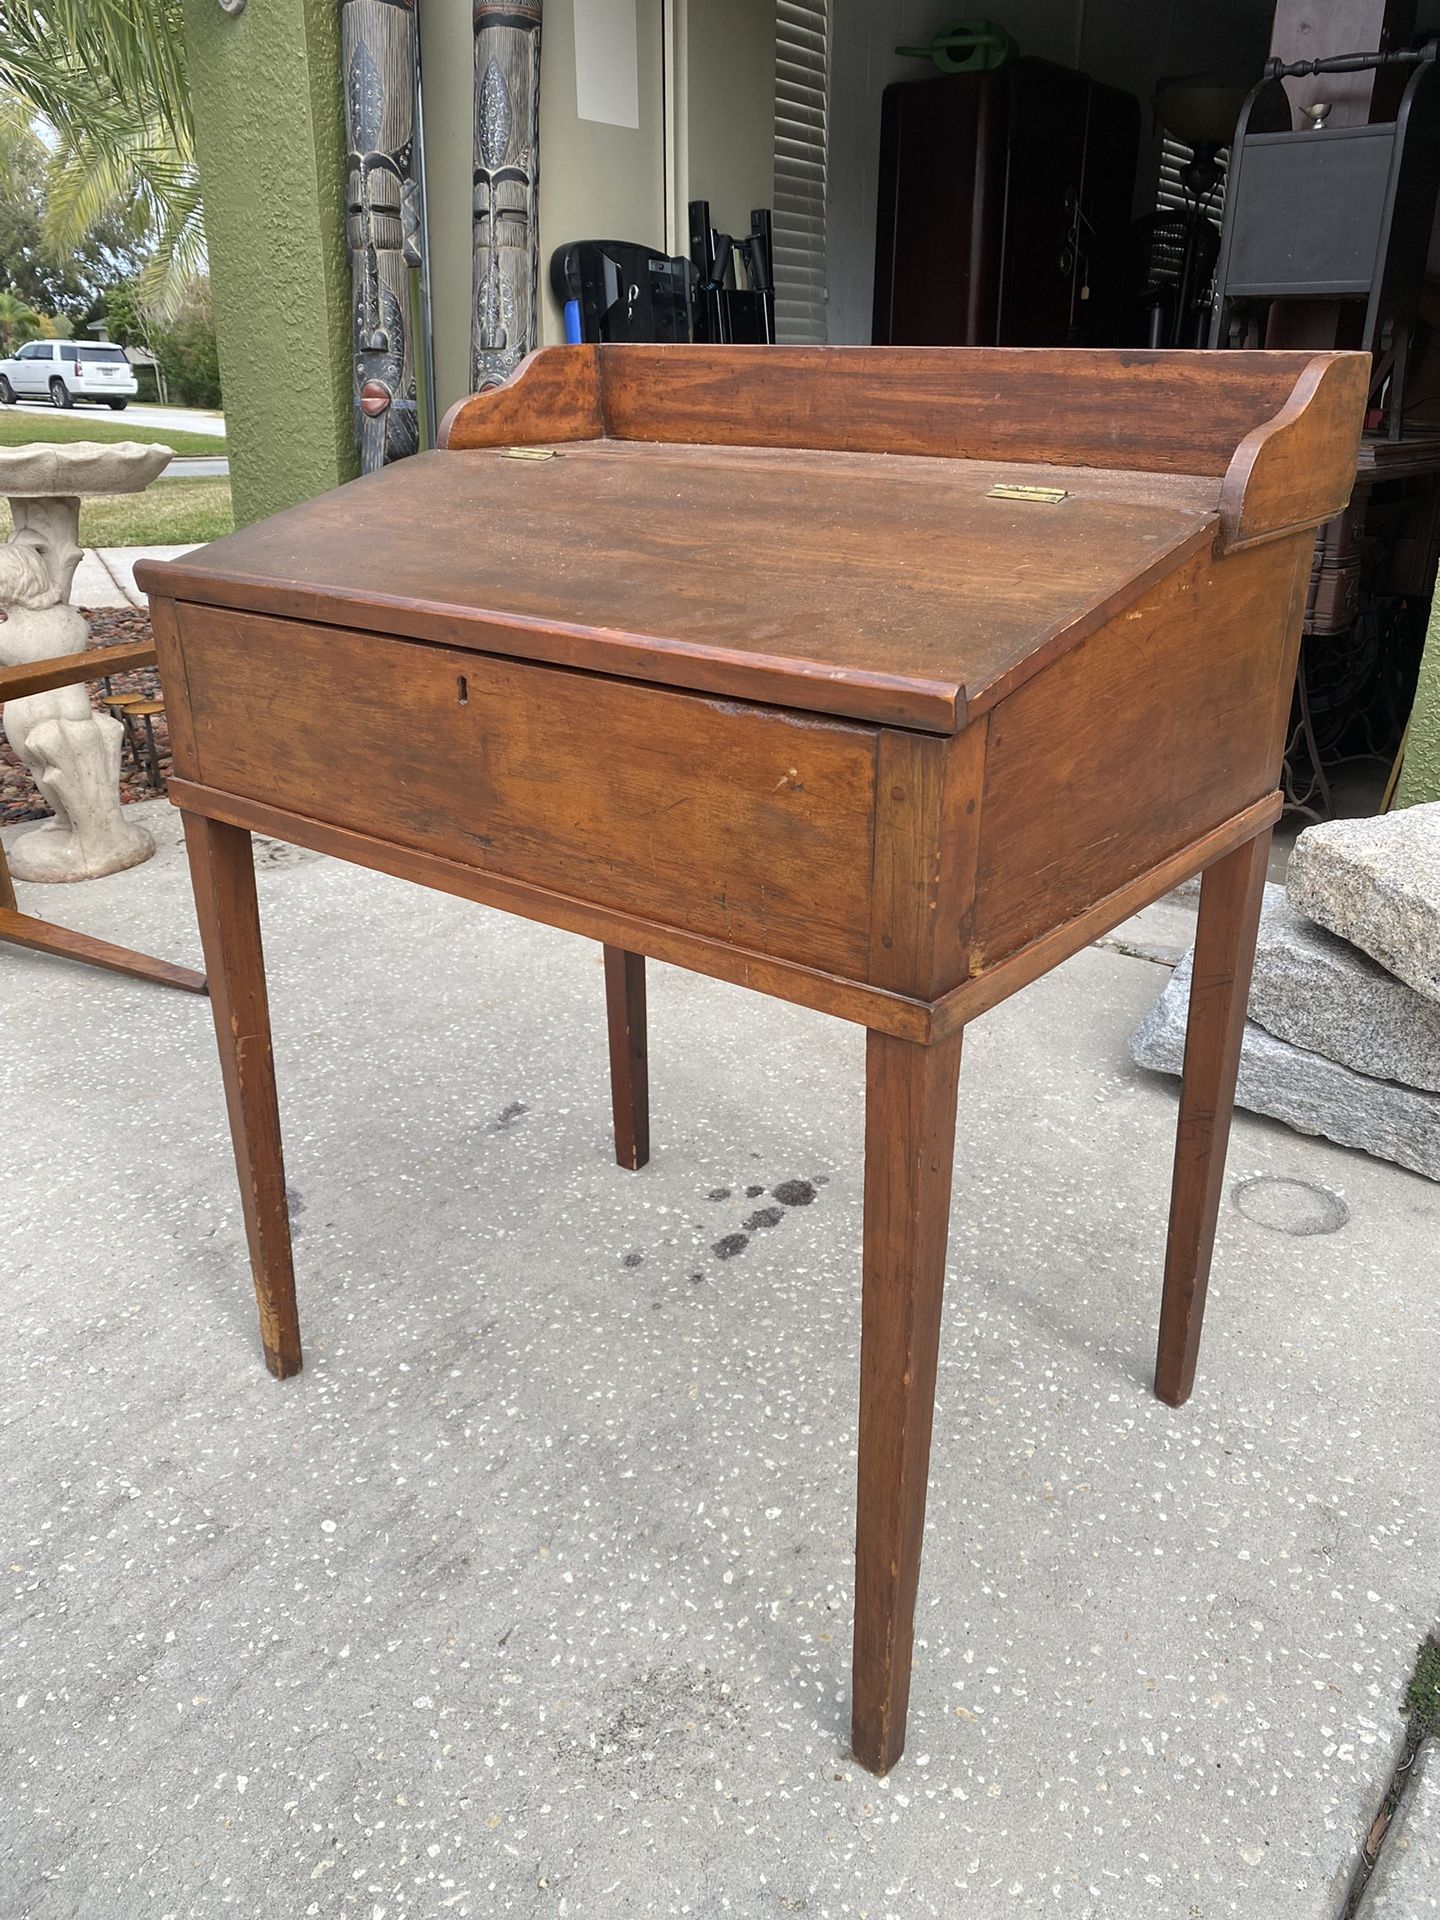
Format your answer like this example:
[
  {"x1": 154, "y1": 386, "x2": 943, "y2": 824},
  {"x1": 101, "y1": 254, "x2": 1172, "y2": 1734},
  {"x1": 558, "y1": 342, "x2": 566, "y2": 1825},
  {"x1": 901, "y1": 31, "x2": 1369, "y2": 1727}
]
[
  {"x1": 340, "y1": 0, "x2": 422, "y2": 471},
  {"x1": 471, "y1": 2, "x2": 543, "y2": 390}
]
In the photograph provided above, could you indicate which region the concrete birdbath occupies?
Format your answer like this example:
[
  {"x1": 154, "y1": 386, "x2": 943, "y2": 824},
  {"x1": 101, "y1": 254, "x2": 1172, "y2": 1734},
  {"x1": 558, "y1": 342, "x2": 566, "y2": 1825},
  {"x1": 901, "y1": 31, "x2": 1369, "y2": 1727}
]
[{"x1": 0, "y1": 440, "x2": 173, "y2": 882}]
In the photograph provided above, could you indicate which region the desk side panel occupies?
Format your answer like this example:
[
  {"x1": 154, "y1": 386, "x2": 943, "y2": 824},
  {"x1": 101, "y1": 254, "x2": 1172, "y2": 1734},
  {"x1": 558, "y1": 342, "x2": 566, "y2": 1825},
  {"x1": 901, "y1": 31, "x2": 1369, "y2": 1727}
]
[
  {"x1": 439, "y1": 345, "x2": 604, "y2": 449},
  {"x1": 969, "y1": 534, "x2": 1310, "y2": 968},
  {"x1": 172, "y1": 607, "x2": 878, "y2": 978}
]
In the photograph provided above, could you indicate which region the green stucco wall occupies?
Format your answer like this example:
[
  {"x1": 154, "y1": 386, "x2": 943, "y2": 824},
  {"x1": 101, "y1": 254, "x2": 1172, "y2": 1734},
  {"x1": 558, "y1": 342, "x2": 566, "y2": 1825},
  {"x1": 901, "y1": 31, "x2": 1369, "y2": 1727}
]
[
  {"x1": 183, "y1": 0, "x2": 356, "y2": 526},
  {"x1": 1397, "y1": 610, "x2": 1440, "y2": 807}
]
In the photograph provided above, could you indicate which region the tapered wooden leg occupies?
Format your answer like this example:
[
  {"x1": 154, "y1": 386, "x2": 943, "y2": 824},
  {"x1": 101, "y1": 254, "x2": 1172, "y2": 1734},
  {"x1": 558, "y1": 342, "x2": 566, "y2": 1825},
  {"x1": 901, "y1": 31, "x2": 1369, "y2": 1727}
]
[
  {"x1": 1154, "y1": 827, "x2": 1272, "y2": 1408},
  {"x1": 0, "y1": 843, "x2": 16, "y2": 914},
  {"x1": 603, "y1": 945, "x2": 649, "y2": 1171},
  {"x1": 183, "y1": 812, "x2": 301, "y2": 1379},
  {"x1": 852, "y1": 1025, "x2": 964, "y2": 1775}
]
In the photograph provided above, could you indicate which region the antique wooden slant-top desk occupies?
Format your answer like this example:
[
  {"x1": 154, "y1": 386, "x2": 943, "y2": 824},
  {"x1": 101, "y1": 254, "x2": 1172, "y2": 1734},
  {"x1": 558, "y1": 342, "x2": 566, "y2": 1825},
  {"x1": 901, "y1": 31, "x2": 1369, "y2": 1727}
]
[{"x1": 138, "y1": 345, "x2": 1367, "y2": 1775}]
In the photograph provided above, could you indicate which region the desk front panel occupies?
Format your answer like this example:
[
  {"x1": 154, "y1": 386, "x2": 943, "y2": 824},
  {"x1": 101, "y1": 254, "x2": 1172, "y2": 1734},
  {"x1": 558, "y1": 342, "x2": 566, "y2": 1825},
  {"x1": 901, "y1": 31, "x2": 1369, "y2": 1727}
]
[{"x1": 172, "y1": 606, "x2": 880, "y2": 978}]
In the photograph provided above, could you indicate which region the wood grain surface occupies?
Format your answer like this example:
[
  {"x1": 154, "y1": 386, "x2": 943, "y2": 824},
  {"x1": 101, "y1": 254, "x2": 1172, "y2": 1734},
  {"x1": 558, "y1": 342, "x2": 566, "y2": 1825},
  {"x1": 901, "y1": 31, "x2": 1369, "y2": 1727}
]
[
  {"x1": 0, "y1": 640, "x2": 156, "y2": 703},
  {"x1": 148, "y1": 596, "x2": 197, "y2": 776},
  {"x1": 1217, "y1": 352, "x2": 1370, "y2": 552},
  {"x1": 928, "y1": 793, "x2": 1283, "y2": 1040},
  {"x1": 147, "y1": 340, "x2": 1373, "y2": 1780},
  {"x1": 177, "y1": 605, "x2": 879, "y2": 976},
  {"x1": 603, "y1": 947, "x2": 649, "y2": 1172},
  {"x1": 166, "y1": 774, "x2": 939, "y2": 1041},
  {"x1": 439, "y1": 341, "x2": 602, "y2": 449},
  {"x1": 869, "y1": 722, "x2": 987, "y2": 998},
  {"x1": 853, "y1": 1025, "x2": 964, "y2": 1775},
  {"x1": 139, "y1": 447, "x2": 1223, "y2": 733},
  {"x1": 1154, "y1": 829, "x2": 1273, "y2": 1407},
  {"x1": 0, "y1": 906, "x2": 206, "y2": 992},
  {"x1": 971, "y1": 535, "x2": 1310, "y2": 965},
  {"x1": 594, "y1": 344, "x2": 1348, "y2": 473},
  {"x1": 439, "y1": 343, "x2": 1363, "y2": 483},
  {"x1": 182, "y1": 813, "x2": 301, "y2": 1379}
]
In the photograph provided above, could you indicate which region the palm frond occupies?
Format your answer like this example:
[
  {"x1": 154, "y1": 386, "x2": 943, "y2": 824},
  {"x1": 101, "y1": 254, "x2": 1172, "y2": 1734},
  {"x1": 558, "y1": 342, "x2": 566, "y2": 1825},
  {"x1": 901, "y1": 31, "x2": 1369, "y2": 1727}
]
[
  {"x1": 0, "y1": 1, "x2": 190, "y2": 145},
  {"x1": 2, "y1": 1, "x2": 202, "y2": 296},
  {"x1": 43, "y1": 111, "x2": 196, "y2": 241},
  {"x1": 139, "y1": 179, "x2": 206, "y2": 316},
  {"x1": 44, "y1": 141, "x2": 145, "y2": 245}
]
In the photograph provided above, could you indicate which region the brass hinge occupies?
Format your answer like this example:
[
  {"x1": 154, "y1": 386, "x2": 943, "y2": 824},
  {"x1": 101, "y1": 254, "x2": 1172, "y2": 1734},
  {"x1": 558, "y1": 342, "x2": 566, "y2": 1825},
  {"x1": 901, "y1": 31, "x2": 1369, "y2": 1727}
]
[{"x1": 986, "y1": 482, "x2": 1069, "y2": 504}]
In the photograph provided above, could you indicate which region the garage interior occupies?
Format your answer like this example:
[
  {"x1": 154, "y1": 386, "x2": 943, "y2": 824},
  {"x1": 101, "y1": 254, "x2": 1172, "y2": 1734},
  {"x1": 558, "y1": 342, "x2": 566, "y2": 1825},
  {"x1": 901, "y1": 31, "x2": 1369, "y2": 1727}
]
[{"x1": 404, "y1": 1, "x2": 1440, "y2": 819}]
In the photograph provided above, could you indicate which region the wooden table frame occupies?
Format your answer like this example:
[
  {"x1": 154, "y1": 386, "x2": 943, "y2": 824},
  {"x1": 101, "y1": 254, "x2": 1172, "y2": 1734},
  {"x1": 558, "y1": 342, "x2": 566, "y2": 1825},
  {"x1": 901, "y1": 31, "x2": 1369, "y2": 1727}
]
[
  {"x1": 0, "y1": 641, "x2": 206, "y2": 994},
  {"x1": 138, "y1": 344, "x2": 1368, "y2": 1775}
]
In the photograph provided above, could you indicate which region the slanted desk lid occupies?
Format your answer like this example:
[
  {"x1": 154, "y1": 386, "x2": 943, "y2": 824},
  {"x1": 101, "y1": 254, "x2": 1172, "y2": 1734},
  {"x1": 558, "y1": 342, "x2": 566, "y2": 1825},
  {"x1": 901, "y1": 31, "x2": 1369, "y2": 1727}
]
[
  {"x1": 144, "y1": 345, "x2": 1368, "y2": 730},
  {"x1": 139, "y1": 439, "x2": 1224, "y2": 734}
]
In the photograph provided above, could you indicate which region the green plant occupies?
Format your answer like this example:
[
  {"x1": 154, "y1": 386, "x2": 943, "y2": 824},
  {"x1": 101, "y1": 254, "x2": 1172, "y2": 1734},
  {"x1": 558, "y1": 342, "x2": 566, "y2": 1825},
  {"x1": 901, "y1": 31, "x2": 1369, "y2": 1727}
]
[
  {"x1": 0, "y1": 2, "x2": 200, "y2": 314},
  {"x1": 0, "y1": 96, "x2": 151, "y2": 322},
  {"x1": 0, "y1": 286, "x2": 41, "y2": 351},
  {"x1": 150, "y1": 282, "x2": 222, "y2": 409},
  {"x1": 102, "y1": 280, "x2": 150, "y2": 352},
  {"x1": 101, "y1": 277, "x2": 166, "y2": 402},
  {"x1": 1405, "y1": 1636, "x2": 1440, "y2": 1737},
  {"x1": 75, "y1": 475, "x2": 234, "y2": 547},
  {"x1": 0, "y1": 413, "x2": 225, "y2": 457}
]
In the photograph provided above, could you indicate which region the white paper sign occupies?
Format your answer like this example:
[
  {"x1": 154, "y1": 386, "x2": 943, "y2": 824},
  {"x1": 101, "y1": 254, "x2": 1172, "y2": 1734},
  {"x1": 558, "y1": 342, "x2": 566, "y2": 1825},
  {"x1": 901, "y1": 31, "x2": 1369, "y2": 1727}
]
[{"x1": 574, "y1": 0, "x2": 640, "y2": 130}]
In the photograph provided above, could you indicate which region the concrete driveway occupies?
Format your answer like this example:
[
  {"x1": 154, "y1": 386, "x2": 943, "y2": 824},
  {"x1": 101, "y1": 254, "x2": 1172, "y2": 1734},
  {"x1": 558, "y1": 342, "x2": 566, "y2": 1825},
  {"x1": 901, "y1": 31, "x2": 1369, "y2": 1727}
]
[{"x1": 2, "y1": 800, "x2": 1437, "y2": 1919}]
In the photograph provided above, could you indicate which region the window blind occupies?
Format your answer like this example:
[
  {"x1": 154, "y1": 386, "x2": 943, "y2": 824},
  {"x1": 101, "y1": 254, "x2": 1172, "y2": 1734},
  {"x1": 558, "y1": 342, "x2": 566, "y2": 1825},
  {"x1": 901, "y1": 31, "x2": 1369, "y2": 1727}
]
[
  {"x1": 1156, "y1": 135, "x2": 1228, "y2": 216},
  {"x1": 774, "y1": 0, "x2": 829, "y2": 344}
]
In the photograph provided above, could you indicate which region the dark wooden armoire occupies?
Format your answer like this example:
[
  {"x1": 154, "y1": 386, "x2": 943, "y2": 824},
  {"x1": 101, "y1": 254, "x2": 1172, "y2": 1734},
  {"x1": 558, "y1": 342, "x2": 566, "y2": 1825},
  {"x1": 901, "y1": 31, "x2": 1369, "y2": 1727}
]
[{"x1": 871, "y1": 57, "x2": 1140, "y2": 348}]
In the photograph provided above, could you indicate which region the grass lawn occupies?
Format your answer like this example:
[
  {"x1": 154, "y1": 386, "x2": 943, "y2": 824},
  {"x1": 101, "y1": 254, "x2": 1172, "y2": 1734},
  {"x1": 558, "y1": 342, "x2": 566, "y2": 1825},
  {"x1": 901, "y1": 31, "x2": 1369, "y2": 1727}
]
[
  {"x1": 0, "y1": 409, "x2": 226, "y2": 458},
  {"x1": 75, "y1": 476, "x2": 234, "y2": 546}
]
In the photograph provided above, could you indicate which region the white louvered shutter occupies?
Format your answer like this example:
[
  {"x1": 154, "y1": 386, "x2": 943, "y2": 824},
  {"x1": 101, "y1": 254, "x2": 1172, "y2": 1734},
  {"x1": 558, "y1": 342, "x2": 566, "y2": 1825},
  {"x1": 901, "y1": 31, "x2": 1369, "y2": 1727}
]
[{"x1": 774, "y1": 0, "x2": 829, "y2": 344}]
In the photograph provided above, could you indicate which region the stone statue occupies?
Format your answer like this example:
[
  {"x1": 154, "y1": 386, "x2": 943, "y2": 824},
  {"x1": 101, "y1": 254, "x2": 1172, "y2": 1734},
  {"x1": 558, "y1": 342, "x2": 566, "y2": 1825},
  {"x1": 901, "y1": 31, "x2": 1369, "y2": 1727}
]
[
  {"x1": 0, "y1": 440, "x2": 173, "y2": 882},
  {"x1": 472, "y1": 0, "x2": 542, "y2": 391},
  {"x1": 340, "y1": 0, "x2": 423, "y2": 472}
]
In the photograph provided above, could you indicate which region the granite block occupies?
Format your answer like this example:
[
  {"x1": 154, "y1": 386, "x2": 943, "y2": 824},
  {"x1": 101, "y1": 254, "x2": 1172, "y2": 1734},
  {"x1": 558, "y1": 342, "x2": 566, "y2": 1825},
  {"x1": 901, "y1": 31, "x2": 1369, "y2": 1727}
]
[
  {"x1": 1250, "y1": 886, "x2": 1440, "y2": 1094},
  {"x1": 1130, "y1": 949, "x2": 1440, "y2": 1182},
  {"x1": 1288, "y1": 804, "x2": 1440, "y2": 1004}
]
